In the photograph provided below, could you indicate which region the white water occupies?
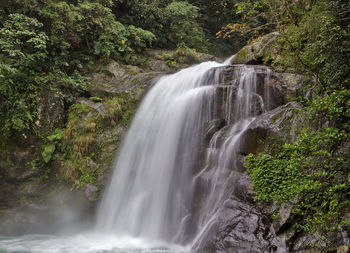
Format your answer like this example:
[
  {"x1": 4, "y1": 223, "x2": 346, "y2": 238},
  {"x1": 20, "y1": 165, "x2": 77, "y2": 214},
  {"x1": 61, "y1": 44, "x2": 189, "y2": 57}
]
[
  {"x1": 191, "y1": 65, "x2": 269, "y2": 249},
  {"x1": 0, "y1": 60, "x2": 271, "y2": 253},
  {"x1": 95, "y1": 61, "x2": 224, "y2": 243},
  {"x1": 0, "y1": 234, "x2": 188, "y2": 253}
]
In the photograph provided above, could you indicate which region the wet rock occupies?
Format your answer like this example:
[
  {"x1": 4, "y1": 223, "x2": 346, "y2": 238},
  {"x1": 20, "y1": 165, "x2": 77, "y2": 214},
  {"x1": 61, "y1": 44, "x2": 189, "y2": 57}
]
[
  {"x1": 231, "y1": 172, "x2": 255, "y2": 202},
  {"x1": 211, "y1": 65, "x2": 286, "y2": 121},
  {"x1": 199, "y1": 197, "x2": 287, "y2": 253},
  {"x1": 237, "y1": 125, "x2": 268, "y2": 155},
  {"x1": 242, "y1": 102, "x2": 302, "y2": 150},
  {"x1": 202, "y1": 119, "x2": 227, "y2": 146}
]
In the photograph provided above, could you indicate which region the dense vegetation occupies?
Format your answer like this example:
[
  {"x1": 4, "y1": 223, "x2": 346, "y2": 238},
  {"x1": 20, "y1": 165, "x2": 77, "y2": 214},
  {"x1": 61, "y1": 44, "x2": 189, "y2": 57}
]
[
  {"x1": 0, "y1": 0, "x2": 349, "y2": 248},
  {"x1": 238, "y1": 0, "x2": 350, "y2": 249},
  {"x1": 0, "y1": 0, "x2": 242, "y2": 141}
]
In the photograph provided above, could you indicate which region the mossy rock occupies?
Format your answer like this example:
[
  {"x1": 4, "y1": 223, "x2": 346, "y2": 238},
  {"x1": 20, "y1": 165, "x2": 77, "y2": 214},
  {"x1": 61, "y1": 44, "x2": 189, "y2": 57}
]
[{"x1": 232, "y1": 32, "x2": 280, "y2": 65}]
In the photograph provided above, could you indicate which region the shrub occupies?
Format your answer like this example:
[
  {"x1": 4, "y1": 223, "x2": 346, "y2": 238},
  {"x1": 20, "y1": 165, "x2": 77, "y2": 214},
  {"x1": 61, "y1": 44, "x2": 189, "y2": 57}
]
[{"x1": 0, "y1": 14, "x2": 48, "y2": 136}]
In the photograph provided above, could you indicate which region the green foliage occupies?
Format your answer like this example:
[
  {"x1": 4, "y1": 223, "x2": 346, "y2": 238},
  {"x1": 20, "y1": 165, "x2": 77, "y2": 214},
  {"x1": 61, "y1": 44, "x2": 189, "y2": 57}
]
[
  {"x1": 310, "y1": 89, "x2": 350, "y2": 129},
  {"x1": 0, "y1": 14, "x2": 48, "y2": 136},
  {"x1": 238, "y1": 1, "x2": 350, "y2": 244},
  {"x1": 112, "y1": 0, "x2": 207, "y2": 51},
  {"x1": 275, "y1": 1, "x2": 350, "y2": 92},
  {"x1": 163, "y1": 1, "x2": 207, "y2": 50},
  {"x1": 246, "y1": 128, "x2": 350, "y2": 235},
  {"x1": 42, "y1": 1, "x2": 154, "y2": 66},
  {"x1": 175, "y1": 43, "x2": 200, "y2": 64},
  {"x1": 158, "y1": 53, "x2": 177, "y2": 67},
  {"x1": 187, "y1": 0, "x2": 244, "y2": 56},
  {"x1": 49, "y1": 92, "x2": 140, "y2": 188},
  {"x1": 42, "y1": 128, "x2": 63, "y2": 164},
  {"x1": 0, "y1": 0, "x2": 155, "y2": 139}
]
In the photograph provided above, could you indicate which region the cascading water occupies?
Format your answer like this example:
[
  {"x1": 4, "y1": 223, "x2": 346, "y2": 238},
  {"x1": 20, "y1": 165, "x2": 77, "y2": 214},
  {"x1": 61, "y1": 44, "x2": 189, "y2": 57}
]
[
  {"x1": 96, "y1": 62, "x2": 271, "y2": 249},
  {"x1": 0, "y1": 59, "x2": 273, "y2": 253},
  {"x1": 95, "y1": 61, "x2": 223, "y2": 243},
  {"x1": 190, "y1": 65, "x2": 270, "y2": 250}
]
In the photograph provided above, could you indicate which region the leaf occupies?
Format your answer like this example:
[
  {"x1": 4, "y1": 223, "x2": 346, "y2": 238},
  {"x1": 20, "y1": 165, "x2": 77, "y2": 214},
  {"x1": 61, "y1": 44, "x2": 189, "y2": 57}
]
[{"x1": 42, "y1": 144, "x2": 56, "y2": 163}]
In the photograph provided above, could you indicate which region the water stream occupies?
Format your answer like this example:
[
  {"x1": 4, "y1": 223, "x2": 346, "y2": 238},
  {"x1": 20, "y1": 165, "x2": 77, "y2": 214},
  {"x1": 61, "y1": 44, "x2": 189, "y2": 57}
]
[{"x1": 0, "y1": 58, "x2": 271, "y2": 253}]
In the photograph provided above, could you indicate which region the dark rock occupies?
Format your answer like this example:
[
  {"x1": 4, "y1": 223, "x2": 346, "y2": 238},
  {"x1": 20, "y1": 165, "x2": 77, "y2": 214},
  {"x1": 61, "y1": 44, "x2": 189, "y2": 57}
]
[
  {"x1": 244, "y1": 101, "x2": 302, "y2": 144},
  {"x1": 272, "y1": 202, "x2": 297, "y2": 234},
  {"x1": 231, "y1": 171, "x2": 255, "y2": 202},
  {"x1": 202, "y1": 119, "x2": 227, "y2": 146},
  {"x1": 292, "y1": 233, "x2": 326, "y2": 252},
  {"x1": 199, "y1": 197, "x2": 287, "y2": 253}
]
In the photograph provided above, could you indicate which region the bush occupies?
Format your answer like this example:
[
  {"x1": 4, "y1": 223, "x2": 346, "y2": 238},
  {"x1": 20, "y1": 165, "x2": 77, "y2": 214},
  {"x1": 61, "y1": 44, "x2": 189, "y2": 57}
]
[
  {"x1": 245, "y1": 128, "x2": 350, "y2": 235},
  {"x1": 0, "y1": 1, "x2": 155, "y2": 139},
  {"x1": 0, "y1": 14, "x2": 48, "y2": 136},
  {"x1": 112, "y1": 0, "x2": 208, "y2": 51}
]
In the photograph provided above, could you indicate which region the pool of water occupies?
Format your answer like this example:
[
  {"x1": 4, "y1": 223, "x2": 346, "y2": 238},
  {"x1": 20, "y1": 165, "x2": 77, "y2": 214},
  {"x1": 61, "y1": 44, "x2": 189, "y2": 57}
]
[{"x1": 0, "y1": 233, "x2": 191, "y2": 253}]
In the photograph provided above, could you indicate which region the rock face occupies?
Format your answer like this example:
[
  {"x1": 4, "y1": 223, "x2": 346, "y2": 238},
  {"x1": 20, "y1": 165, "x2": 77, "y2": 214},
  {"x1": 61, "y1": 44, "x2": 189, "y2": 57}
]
[
  {"x1": 232, "y1": 32, "x2": 280, "y2": 65},
  {"x1": 88, "y1": 60, "x2": 161, "y2": 97},
  {"x1": 37, "y1": 88, "x2": 65, "y2": 134},
  {"x1": 212, "y1": 196, "x2": 286, "y2": 253},
  {"x1": 193, "y1": 64, "x2": 312, "y2": 252},
  {"x1": 195, "y1": 63, "x2": 348, "y2": 252}
]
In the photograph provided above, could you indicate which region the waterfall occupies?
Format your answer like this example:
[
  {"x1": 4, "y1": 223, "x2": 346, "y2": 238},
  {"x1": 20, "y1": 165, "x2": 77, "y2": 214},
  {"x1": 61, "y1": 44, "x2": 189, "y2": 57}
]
[
  {"x1": 96, "y1": 60, "x2": 271, "y2": 249},
  {"x1": 95, "y1": 61, "x2": 224, "y2": 243},
  {"x1": 0, "y1": 59, "x2": 274, "y2": 253},
  {"x1": 191, "y1": 65, "x2": 270, "y2": 249}
]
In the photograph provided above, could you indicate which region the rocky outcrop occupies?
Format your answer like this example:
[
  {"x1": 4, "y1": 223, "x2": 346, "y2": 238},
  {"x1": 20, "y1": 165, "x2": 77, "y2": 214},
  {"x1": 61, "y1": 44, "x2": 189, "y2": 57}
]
[
  {"x1": 211, "y1": 196, "x2": 286, "y2": 253},
  {"x1": 194, "y1": 63, "x2": 312, "y2": 252},
  {"x1": 88, "y1": 60, "x2": 160, "y2": 97},
  {"x1": 195, "y1": 61, "x2": 349, "y2": 252},
  {"x1": 232, "y1": 32, "x2": 280, "y2": 65},
  {"x1": 36, "y1": 88, "x2": 65, "y2": 134}
]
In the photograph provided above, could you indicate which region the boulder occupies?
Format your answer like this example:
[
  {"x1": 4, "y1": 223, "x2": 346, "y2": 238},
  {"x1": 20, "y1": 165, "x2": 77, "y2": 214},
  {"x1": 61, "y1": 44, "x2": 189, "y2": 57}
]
[
  {"x1": 232, "y1": 32, "x2": 280, "y2": 65},
  {"x1": 88, "y1": 60, "x2": 160, "y2": 97},
  {"x1": 198, "y1": 197, "x2": 287, "y2": 253}
]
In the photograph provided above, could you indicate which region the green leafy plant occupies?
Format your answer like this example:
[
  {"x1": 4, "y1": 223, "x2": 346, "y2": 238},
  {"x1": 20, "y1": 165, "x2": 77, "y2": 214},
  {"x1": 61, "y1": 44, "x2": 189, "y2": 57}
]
[
  {"x1": 0, "y1": 14, "x2": 48, "y2": 137},
  {"x1": 246, "y1": 127, "x2": 349, "y2": 237}
]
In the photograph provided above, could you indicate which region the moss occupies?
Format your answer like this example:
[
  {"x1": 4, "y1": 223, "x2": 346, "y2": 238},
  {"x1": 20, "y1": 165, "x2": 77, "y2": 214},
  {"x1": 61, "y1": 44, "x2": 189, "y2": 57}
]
[{"x1": 51, "y1": 91, "x2": 141, "y2": 189}]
